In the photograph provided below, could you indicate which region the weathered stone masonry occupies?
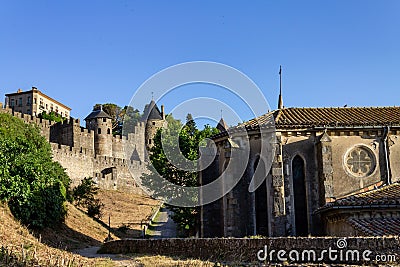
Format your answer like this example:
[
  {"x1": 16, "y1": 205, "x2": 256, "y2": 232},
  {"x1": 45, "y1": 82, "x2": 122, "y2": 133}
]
[{"x1": 0, "y1": 105, "x2": 150, "y2": 193}]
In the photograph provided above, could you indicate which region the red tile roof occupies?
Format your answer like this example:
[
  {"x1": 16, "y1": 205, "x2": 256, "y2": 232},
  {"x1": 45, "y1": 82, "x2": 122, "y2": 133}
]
[
  {"x1": 325, "y1": 183, "x2": 400, "y2": 208},
  {"x1": 274, "y1": 107, "x2": 400, "y2": 128},
  {"x1": 348, "y1": 217, "x2": 400, "y2": 236},
  {"x1": 213, "y1": 106, "x2": 400, "y2": 138},
  {"x1": 247, "y1": 107, "x2": 400, "y2": 129}
]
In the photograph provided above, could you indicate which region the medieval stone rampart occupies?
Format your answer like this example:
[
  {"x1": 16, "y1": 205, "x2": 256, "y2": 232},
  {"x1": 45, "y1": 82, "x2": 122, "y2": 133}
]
[{"x1": 0, "y1": 105, "x2": 147, "y2": 194}]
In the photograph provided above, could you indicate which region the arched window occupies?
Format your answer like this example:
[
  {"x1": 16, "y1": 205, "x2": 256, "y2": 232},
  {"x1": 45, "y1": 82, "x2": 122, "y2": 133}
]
[
  {"x1": 98, "y1": 128, "x2": 101, "y2": 134},
  {"x1": 292, "y1": 155, "x2": 308, "y2": 236},
  {"x1": 254, "y1": 156, "x2": 269, "y2": 236},
  {"x1": 107, "y1": 128, "x2": 111, "y2": 134}
]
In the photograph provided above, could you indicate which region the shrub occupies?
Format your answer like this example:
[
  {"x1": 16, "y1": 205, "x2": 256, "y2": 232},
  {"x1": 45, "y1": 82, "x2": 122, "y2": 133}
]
[
  {"x1": 0, "y1": 113, "x2": 70, "y2": 228},
  {"x1": 72, "y1": 177, "x2": 104, "y2": 219}
]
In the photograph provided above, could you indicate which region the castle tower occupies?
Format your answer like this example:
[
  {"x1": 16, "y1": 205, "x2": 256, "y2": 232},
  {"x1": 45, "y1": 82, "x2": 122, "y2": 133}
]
[
  {"x1": 142, "y1": 100, "x2": 166, "y2": 150},
  {"x1": 85, "y1": 106, "x2": 113, "y2": 157},
  {"x1": 216, "y1": 117, "x2": 228, "y2": 133}
]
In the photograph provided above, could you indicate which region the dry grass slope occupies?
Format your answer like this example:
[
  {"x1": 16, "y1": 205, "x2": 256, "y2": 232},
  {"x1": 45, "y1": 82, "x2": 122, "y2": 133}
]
[
  {"x1": 97, "y1": 190, "x2": 160, "y2": 238},
  {"x1": 0, "y1": 190, "x2": 214, "y2": 267},
  {"x1": 0, "y1": 202, "x2": 114, "y2": 267},
  {"x1": 38, "y1": 202, "x2": 119, "y2": 251}
]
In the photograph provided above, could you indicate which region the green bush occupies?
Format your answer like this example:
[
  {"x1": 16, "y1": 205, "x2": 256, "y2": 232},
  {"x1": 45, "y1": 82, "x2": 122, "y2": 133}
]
[
  {"x1": 72, "y1": 177, "x2": 104, "y2": 219},
  {"x1": 0, "y1": 113, "x2": 70, "y2": 228},
  {"x1": 39, "y1": 111, "x2": 66, "y2": 123}
]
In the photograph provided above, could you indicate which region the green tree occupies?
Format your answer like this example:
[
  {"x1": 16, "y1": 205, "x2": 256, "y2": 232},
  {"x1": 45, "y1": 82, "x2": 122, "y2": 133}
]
[
  {"x1": 72, "y1": 177, "x2": 104, "y2": 219},
  {"x1": 39, "y1": 111, "x2": 66, "y2": 123},
  {"x1": 141, "y1": 114, "x2": 219, "y2": 236},
  {"x1": 0, "y1": 113, "x2": 70, "y2": 228},
  {"x1": 121, "y1": 106, "x2": 142, "y2": 136}
]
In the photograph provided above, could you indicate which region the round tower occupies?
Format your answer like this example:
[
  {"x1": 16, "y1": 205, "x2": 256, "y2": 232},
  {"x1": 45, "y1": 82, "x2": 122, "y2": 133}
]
[
  {"x1": 142, "y1": 100, "x2": 166, "y2": 150},
  {"x1": 85, "y1": 106, "x2": 113, "y2": 157}
]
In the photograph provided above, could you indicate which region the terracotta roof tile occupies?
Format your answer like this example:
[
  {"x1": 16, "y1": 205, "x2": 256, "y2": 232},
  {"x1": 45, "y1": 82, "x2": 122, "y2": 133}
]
[
  {"x1": 213, "y1": 106, "x2": 400, "y2": 139},
  {"x1": 324, "y1": 183, "x2": 400, "y2": 208},
  {"x1": 348, "y1": 217, "x2": 400, "y2": 236},
  {"x1": 247, "y1": 107, "x2": 400, "y2": 130}
]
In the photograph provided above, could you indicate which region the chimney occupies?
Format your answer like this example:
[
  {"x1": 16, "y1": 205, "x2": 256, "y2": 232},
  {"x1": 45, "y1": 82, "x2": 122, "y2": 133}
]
[
  {"x1": 32, "y1": 87, "x2": 37, "y2": 91},
  {"x1": 161, "y1": 105, "x2": 165, "y2": 120},
  {"x1": 17, "y1": 88, "x2": 23, "y2": 93}
]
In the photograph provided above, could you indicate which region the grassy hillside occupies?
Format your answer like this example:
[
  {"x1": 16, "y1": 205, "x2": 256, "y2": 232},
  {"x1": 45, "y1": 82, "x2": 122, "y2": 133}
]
[
  {"x1": 0, "y1": 189, "x2": 214, "y2": 267},
  {"x1": 96, "y1": 190, "x2": 160, "y2": 239},
  {"x1": 38, "y1": 202, "x2": 119, "y2": 251}
]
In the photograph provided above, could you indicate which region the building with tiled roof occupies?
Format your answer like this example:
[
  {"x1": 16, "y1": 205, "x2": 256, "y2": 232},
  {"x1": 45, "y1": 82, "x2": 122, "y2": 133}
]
[
  {"x1": 317, "y1": 183, "x2": 400, "y2": 236},
  {"x1": 201, "y1": 92, "x2": 400, "y2": 238},
  {"x1": 5, "y1": 87, "x2": 71, "y2": 118}
]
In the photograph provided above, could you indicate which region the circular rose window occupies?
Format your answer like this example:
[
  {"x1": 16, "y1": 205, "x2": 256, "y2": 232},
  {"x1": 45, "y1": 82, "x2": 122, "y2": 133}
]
[{"x1": 345, "y1": 146, "x2": 376, "y2": 178}]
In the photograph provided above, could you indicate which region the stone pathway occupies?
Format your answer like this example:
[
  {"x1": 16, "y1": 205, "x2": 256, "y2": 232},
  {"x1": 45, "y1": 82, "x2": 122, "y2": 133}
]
[
  {"x1": 147, "y1": 206, "x2": 177, "y2": 238},
  {"x1": 73, "y1": 206, "x2": 177, "y2": 265}
]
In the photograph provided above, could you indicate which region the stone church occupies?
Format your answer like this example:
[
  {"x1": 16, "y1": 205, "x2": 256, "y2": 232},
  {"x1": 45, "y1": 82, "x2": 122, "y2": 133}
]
[{"x1": 200, "y1": 96, "x2": 400, "y2": 237}]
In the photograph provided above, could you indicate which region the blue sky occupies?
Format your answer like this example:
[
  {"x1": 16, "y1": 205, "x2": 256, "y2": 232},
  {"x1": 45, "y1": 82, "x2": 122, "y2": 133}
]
[{"x1": 1, "y1": 1, "x2": 399, "y2": 127}]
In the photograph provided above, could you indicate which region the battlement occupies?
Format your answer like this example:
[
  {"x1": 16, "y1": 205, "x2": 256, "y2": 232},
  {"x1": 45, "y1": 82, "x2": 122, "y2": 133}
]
[
  {"x1": 1, "y1": 100, "x2": 157, "y2": 193},
  {"x1": 128, "y1": 160, "x2": 143, "y2": 170},
  {"x1": 50, "y1": 142, "x2": 94, "y2": 156},
  {"x1": 94, "y1": 154, "x2": 129, "y2": 167},
  {"x1": 79, "y1": 126, "x2": 92, "y2": 134}
]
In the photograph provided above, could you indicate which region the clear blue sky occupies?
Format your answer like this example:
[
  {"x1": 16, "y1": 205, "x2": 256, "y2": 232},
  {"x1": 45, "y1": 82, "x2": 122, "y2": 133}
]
[{"x1": 1, "y1": 1, "x2": 399, "y2": 127}]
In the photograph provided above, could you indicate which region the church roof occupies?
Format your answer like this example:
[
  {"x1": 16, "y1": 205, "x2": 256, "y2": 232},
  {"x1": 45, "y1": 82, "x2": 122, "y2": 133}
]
[
  {"x1": 244, "y1": 106, "x2": 400, "y2": 130},
  {"x1": 142, "y1": 100, "x2": 162, "y2": 121},
  {"x1": 320, "y1": 182, "x2": 400, "y2": 210},
  {"x1": 316, "y1": 182, "x2": 400, "y2": 236},
  {"x1": 84, "y1": 109, "x2": 112, "y2": 120},
  {"x1": 347, "y1": 217, "x2": 400, "y2": 236}
]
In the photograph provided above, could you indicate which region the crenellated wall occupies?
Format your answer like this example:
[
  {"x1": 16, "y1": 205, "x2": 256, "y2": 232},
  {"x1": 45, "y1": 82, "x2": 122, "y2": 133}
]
[{"x1": 0, "y1": 105, "x2": 147, "y2": 194}]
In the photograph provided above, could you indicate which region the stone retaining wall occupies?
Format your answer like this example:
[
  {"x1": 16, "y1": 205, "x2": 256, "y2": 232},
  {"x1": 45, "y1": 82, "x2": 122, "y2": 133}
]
[{"x1": 99, "y1": 237, "x2": 400, "y2": 265}]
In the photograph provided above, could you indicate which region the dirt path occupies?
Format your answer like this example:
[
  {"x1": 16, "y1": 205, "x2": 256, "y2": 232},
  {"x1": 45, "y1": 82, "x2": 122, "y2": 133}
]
[{"x1": 74, "y1": 246, "x2": 141, "y2": 267}]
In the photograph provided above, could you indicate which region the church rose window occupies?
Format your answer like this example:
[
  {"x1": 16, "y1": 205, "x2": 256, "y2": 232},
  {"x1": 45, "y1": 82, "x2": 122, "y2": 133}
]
[{"x1": 345, "y1": 146, "x2": 376, "y2": 178}]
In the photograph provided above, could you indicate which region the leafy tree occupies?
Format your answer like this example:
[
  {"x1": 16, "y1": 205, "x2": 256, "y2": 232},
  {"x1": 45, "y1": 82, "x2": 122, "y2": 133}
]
[
  {"x1": 141, "y1": 114, "x2": 219, "y2": 236},
  {"x1": 39, "y1": 111, "x2": 66, "y2": 123},
  {"x1": 121, "y1": 106, "x2": 142, "y2": 136},
  {"x1": 72, "y1": 177, "x2": 104, "y2": 219},
  {"x1": 185, "y1": 113, "x2": 196, "y2": 135},
  {"x1": 0, "y1": 113, "x2": 70, "y2": 228}
]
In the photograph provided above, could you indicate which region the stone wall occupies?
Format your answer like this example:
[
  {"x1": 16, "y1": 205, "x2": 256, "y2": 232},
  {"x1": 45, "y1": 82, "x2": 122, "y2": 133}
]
[
  {"x1": 99, "y1": 237, "x2": 400, "y2": 265},
  {"x1": 201, "y1": 127, "x2": 400, "y2": 238},
  {"x1": 388, "y1": 133, "x2": 400, "y2": 183},
  {"x1": 329, "y1": 133, "x2": 383, "y2": 197},
  {"x1": 0, "y1": 106, "x2": 148, "y2": 194}
]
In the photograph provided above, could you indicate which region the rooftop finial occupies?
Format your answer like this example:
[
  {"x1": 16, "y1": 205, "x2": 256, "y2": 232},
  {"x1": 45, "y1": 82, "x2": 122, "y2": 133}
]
[
  {"x1": 278, "y1": 65, "x2": 283, "y2": 110},
  {"x1": 220, "y1": 109, "x2": 223, "y2": 119},
  {"x1": 100, "y1": 104, "x2": 103, "y2": 111},
  {"x1": 151, "y1": 91, "x2": 154, "y2": 100}
]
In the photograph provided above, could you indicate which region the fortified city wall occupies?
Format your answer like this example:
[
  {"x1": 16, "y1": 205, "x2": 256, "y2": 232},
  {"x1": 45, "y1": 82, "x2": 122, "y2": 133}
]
[{"x1": 0, "y1": 104, "x2": 147, "y2": 194}]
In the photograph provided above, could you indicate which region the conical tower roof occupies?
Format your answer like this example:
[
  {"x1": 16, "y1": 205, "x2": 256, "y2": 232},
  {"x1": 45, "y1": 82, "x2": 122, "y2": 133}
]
[
  {"x1": 142, "y1": 100, "x2": 163, "y2": 121},
  {"x1": 216, "y1": 117, "x2": 228, "y2": 132},
  {"x1": 84, "y1": 107, "x2": 112, "y2": 121}
]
